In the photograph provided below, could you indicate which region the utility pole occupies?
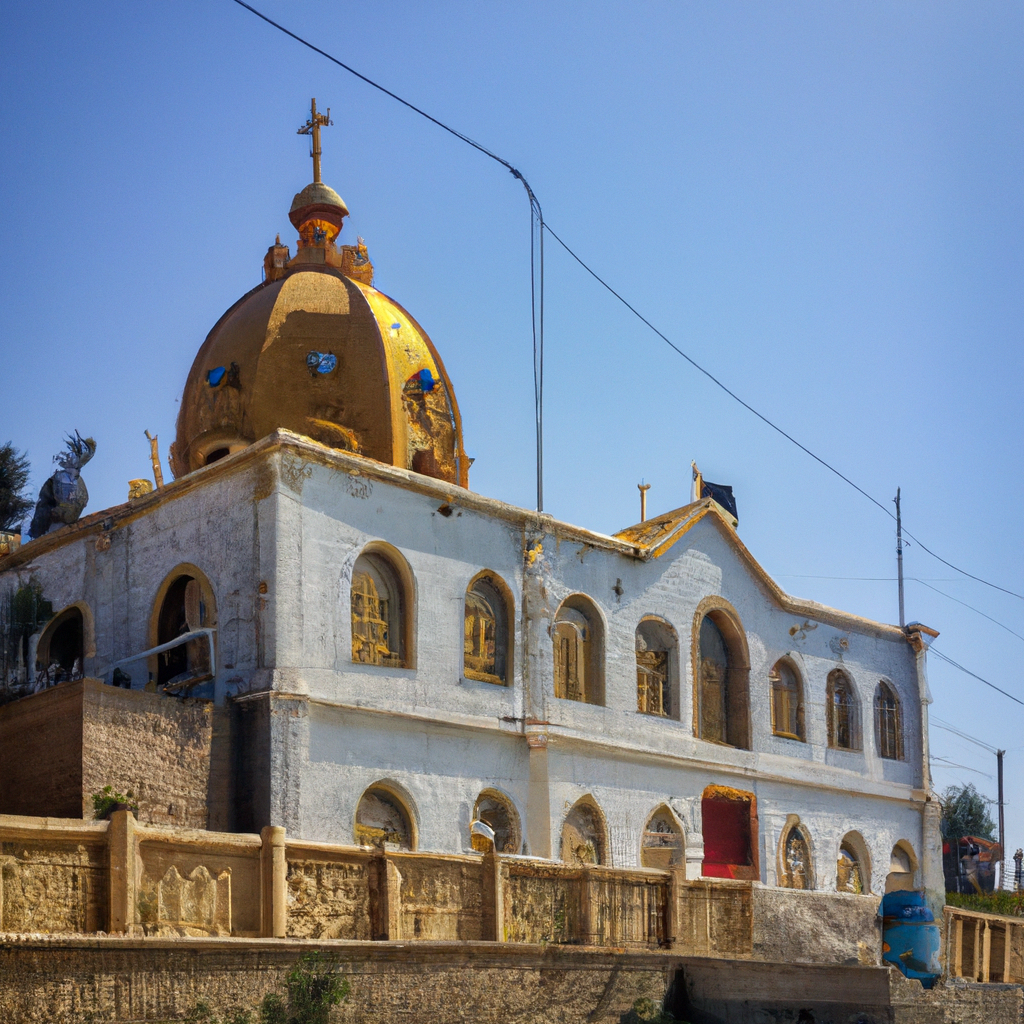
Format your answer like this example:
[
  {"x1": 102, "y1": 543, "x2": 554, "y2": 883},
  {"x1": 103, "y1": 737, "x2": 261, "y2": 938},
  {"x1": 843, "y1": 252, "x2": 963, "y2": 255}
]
[
  {"x1": 998, "y1": 748, "x2": 1006, "y2": 888},
  {"x1": 895, "y1": 487, "x2": 905, "y2": 628}
]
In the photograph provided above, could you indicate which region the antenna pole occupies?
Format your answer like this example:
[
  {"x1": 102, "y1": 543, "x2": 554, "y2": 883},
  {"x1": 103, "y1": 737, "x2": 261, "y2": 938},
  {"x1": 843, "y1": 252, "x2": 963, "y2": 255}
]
[
  {"x1": 638, "y1": 482, "x2": 651, "y2": 523},
  {"x1": 895, "y1": 487, "x2": 905, "y2": 628}
]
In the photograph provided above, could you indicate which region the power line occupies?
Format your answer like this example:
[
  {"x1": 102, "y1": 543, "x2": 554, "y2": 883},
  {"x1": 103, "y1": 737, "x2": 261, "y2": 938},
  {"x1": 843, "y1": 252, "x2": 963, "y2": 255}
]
[
  {"x1": 230, "y1": 0, "x2": 1023, "y2": 602},
  {"x1": 911, "y1": 578, "x2": 1024, "y2": 644},
  {"x1": 930, "y1": 649, "x2": 1023, "y2": 707},
  {"x1": 930, "y1": 756, "x2": 994, "y2": 780},
  {"x1": 229, "y1": 0, "x2": 548, "y2": 511}
]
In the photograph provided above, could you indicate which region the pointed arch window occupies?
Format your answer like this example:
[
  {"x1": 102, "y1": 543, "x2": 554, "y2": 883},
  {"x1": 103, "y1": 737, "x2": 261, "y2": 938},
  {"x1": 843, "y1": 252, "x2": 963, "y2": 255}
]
[
  {"x1": 874, "y1": 681, "x2": 903, "y2": 760},
  {"x1": 560, "y1": 797, "x2": 608, "y2": 866},
  {"x1": 641, "y1": 807, "x2": 684, "y2": 869},
  {"x1": 770, "y1": 659, "x2": 803, "y2": 740},
  {"x1": 827, "y1": 670, "x2": 860, "y2": 750},
  {"x1": 464, "y1": 574, "x2": 511, "y2": 685},
  {"x1": 351, "y1": 552, "x2": 406, "y2": 668},
  {"x1": 778, "y1": 819, "x2": 812, "y2": 889}
]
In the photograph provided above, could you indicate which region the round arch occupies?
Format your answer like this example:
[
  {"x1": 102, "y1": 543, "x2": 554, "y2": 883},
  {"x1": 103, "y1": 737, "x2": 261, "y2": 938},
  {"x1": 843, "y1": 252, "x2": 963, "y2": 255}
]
[
  {"x1": 463, "y1": 569, "x2": 515, "y2": 685},
  {"x1": 769, "y1": 655, "x2": 805, "y2": 741},
  {"x1": 886, "y1": 839, "x2": 919, "y2": 892},
  {"x1": 148, "y1": 563, "x2": 217, "y2": 688},
  {"x1": 827, "y1": 668, "x2": 862, "y2": 751},
  {"x1": 354, "y1": 780, "x2": 418, "y2": 851},
  {"x1": 472, "y1": 788, "x2": 522, "y2": 854},
  {"x1": 836, "y1": 830, "x2": 872, "y2": 894},
  {"x1": 553, "y1": 594, "x2": 606, "y2": 706},
  {"x1": 561, "y1": 795, "x2": 609, "y2": 866},
  {"x1": 349, "y1": 541, "x2": 416, "y2": 669},
  {"x1": 692, "y1": 595, "x2": 751, "y2": 749},
  {"x1": 636, "y1": 616, "x2": 679, "y2": 720},
  {"x1": 35, "y1": 602, "x2": 93, "y2": 684}
]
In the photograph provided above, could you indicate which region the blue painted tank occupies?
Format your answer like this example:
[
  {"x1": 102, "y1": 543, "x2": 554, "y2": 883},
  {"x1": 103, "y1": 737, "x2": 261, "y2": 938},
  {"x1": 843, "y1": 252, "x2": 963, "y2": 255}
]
[{"x1": 880, "y1": 890, "x2": 942, "y2": 988}]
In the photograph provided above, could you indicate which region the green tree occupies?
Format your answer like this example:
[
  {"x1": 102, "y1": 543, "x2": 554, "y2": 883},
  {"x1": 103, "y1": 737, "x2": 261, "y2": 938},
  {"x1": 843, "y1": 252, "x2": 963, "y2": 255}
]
[
  {"x1": 0, "y1": 442, "x2": 32, "y2": 531},
  {"x1": 941, "y1": 783, "x2": 995, "y2": 841}
]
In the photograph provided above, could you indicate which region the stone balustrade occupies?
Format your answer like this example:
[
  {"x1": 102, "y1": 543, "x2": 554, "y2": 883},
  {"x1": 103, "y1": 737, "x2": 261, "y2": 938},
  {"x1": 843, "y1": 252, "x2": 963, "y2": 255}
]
[{"x1": 944, "y1": 905, "x2": 1024, "y2": 984}]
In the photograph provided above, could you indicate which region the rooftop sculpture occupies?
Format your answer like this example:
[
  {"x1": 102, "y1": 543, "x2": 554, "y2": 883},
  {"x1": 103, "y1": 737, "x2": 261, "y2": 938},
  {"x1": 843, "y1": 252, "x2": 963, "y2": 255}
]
[{"x1": 28, "y1": 432, "x2": 96, "y2": 539}]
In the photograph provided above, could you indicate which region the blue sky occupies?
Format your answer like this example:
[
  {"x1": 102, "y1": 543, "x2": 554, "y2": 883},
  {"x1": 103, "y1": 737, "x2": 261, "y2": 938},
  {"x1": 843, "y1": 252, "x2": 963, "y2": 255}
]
[{"x1": 2, "y1": 2, "x2": 1021, "y2": 867}]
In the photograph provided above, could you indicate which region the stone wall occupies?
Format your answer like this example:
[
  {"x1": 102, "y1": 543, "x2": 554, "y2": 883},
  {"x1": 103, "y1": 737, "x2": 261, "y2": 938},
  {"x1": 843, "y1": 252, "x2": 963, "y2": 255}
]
[{"x1": 0, "y1": 679, "x2": 218, "y2": 828}]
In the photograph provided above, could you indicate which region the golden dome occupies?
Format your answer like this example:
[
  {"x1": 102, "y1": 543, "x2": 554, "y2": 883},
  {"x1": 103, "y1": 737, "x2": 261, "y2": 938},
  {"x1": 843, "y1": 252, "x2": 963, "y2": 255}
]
[{"x1": 170, "y1": 183, "x2": 467, "y2": 486}]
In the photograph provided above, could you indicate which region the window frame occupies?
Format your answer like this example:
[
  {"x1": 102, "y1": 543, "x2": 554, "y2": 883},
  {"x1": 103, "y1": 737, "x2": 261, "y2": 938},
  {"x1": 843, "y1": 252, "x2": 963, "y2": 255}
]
[
  {"x1": 769, "y1": 657, "x2": 804, "y2": 741},
  {"x1": 691, "y1": 597, "x2": 751, "y2": 750},
  {"x1": 635, "y1": 617, "x2": 678, "y2": 719},
  {"x1": 553, "y1": 595, "x2": 605, "y2": 706},
  {"x1": 827, "y1": 669, "x2": 861, "y2": 751},
  {"x1": 350, "y1": 544, "x2": 415, "y2": 670},
  {"x1": 462, "y1": 571, "x2": 514, "y2": 686},
  {"x1": 873, "y1": 680, "x2": 903, "y2": 760}
]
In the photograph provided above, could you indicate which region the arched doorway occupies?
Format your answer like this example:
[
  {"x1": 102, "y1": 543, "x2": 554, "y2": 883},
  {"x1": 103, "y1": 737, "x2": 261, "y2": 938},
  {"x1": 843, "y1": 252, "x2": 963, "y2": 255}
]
[
  {"x1": 35, "y1": 606, "x2": 85, "y2": 686},
  {"x1": 152, "y1": 568, "x2": 215, "y2": 689}
]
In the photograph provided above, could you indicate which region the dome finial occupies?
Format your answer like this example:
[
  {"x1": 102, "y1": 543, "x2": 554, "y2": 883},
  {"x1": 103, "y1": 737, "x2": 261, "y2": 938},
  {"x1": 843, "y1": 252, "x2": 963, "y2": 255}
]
[{"x1": 297, "y1": 97, "x2": 332, "y2": 184}]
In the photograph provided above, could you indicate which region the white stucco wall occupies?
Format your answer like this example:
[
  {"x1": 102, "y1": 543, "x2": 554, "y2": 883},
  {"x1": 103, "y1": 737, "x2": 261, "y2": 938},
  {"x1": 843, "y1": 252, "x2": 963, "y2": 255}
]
[{"x1": 1, "y1": 433, "x2": 934, "y2": 892}]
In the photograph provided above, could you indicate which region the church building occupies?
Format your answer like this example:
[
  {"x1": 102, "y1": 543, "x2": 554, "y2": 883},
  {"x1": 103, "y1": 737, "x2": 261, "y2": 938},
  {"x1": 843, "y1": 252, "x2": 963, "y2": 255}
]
[{"x1": 0, "y1": 105, "x2": 945, "y2": 921}]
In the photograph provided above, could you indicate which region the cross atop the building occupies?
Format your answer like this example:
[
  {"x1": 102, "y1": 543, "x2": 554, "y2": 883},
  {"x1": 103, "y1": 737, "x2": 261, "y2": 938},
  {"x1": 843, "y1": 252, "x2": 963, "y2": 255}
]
[{"x1": 297, "y1": 97, "x2": 332, "y2": 184}]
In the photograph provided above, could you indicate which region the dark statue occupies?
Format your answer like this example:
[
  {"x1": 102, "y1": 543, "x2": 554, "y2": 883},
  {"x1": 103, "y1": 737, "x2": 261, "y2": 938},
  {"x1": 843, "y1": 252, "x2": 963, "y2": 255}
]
[{"x1": 29, "y1": 432, "x2": 97, "y2": 539}]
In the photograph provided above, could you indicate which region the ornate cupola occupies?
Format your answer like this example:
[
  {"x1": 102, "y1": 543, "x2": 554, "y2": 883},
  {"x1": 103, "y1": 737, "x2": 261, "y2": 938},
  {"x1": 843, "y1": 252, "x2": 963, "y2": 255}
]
[{"x1": 171, "y1": 100, "x2": 468, "y2": 487}]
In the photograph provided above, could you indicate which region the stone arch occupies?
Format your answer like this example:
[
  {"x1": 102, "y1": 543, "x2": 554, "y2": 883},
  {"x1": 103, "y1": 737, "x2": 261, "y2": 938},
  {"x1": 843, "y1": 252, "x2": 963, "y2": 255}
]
[
  {"x1": 640, "y1": 804, "x2": 685, "y2": 869},
  {"x1": 35, "y1": 602, "x2": 92, "y2": 685},
  {"x1": 777, "y1": 814, "x2": 814, "y2": 889},
  {"x1": 561, "y1": 795, "x2": 609, "y2": 866},
  {"x1": 350, "y1": 541, "x2": 415, "y2": 669},
  {"x1": 701, "y1": 785, "x2": 759, "y2": 880},
  {"x1": 354, "y1": 781, "x2": 417, "y2": 851},
  {"x1": 148, "y1": 564, "x2": 217, "y2": 689},
  {"x1": 770, "y1": 656, "x2": 805, "y2": 741},
  {"x1": 886, "y1": 840, "x2": 919, "y2": 892},
  {"x1": 827, "y1": 668, "x2": 861, "y2": 750},
  {"x1": 635, "y1": 617, "x2": 679, "y2": 719},
  {"x1": 692, "y1": 596, "x2": 750, "y2": 749},
  {"x1": 553, "y1": 595, "x2": 605, "y2": 706},
  {"x1": 472, "y1": 788, "x2": 521, "y2": 854},
  {"x1": 836, "y1": 830, "x2": 872, "y2": 894},
  {"x1": 463, "y1": 570, "x2": 514, "y2": 685}
]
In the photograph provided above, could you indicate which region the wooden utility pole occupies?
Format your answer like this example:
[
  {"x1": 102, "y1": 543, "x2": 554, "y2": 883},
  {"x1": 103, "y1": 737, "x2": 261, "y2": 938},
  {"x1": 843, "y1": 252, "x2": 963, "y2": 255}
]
[
  {"x1": 998, "y1": 748, "x2": 1006, "y2": 888},
  {"x1": 895, "y1": 487, "x2": 905, "y2": 628}
]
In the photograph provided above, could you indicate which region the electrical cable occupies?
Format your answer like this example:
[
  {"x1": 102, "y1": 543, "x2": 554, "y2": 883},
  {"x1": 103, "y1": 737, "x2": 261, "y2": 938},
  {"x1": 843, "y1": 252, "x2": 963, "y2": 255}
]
[
  {"x1": 911, "y1": 578, "x2": 1024, "y2": 644},
  {"x1": 229, "y1": 0, "x2": 1022, "y2": 600},
  {"x1": 930, "y1": 648, "x2": 1023, "y2": 706},
  {"x1": 929, "y1": 756, "x2": 993, "y2": 780},
  {"x1": 931, "y1": 717, "x2": 999, "y2": 753},
  {"x1": 230, "y1": 0, "x2": 547, "y2": 510}
]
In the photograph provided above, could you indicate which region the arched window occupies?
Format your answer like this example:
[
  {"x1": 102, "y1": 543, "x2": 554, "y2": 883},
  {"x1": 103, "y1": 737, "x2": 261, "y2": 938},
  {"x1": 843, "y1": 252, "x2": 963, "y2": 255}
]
[
  {"x1": 154, "y1": 570, "x2": 215, "y2": 689},
  {"x1": 35, "y1": 606, "x2": 85, "y2": 687},
  {"x1": 473, "y1": 790, "x2": 521, "y2": 854},
  {"x1": 463, "y1": 574, "x2": 511, "y2": 685},
  {"x1": 874, "y1": 681, "x2": 903, "y2": 760},
  {"x1": 641, "y1": 806, "x2": 685, "y2": 869},
  {"x1": 636, "y1": 619, "x2": 676, "y2": 717},
  {"x1": 836, "y1": 832, "x2": 870, "y2": 894},
  {"x1": 553, "y1": 596, "x2": 604, "y2": 705},
  {"x1": 351, "y1": 551, "x2": 407, "y2": 667},
  {"x1": 694, "y1": 601, "x2": 750, "y2": 749},
  {"x1": 770, "y1": 659, "x2": 803, "y2": 740},
  {"x1": 701, "y1": 786, "x2": 758, "y2": 880},
  {"x1": 561, "y1": 797, "x2": 608, "y2": 866},
  {"x1": 355, "y1": 785, "x2": 414, "y2": 850},
  {"x1": 827, "y1": 670, "x2": 860, "y2": 750},
  {"x1": 778, "y1": 818, "x2": 812, "y2": 889},
  {"x1": 885, "y1": 841, "x2": 917, "y2": 893}
]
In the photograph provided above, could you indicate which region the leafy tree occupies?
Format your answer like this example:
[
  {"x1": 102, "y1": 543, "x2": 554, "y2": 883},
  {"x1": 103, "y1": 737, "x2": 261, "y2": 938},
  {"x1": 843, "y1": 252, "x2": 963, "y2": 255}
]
[
  {"x1": 941, "y1": 783, "x2": 995, "y2": 841},
  {"x1": 0, "y1": 442, "x2": 32, "y2": 532}
]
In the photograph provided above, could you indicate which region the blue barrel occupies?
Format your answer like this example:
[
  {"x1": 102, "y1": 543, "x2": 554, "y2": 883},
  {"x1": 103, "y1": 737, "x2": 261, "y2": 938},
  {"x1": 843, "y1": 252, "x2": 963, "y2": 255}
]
[{"x1": 880, "y1": 890, "x2": 942, "y2": 988}]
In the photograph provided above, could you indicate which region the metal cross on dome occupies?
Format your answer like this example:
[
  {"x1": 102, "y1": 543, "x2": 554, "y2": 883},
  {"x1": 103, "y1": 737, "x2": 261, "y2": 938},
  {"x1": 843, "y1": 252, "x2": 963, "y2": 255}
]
[{"x1": 297, "y1": 98, "x2": 332, "y2": 184}]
